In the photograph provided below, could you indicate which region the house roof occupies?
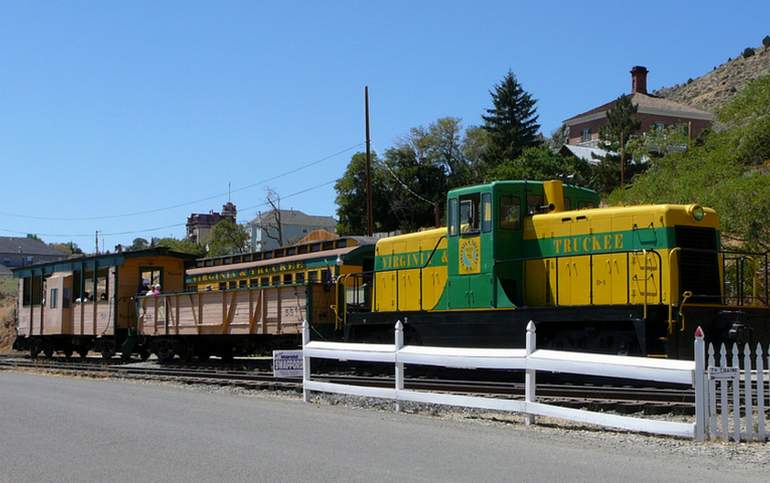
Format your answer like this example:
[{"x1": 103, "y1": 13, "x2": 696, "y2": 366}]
[
  {"x1": 564, "y1": 92, "x2": 714, "y2": 125},
  {"x1": 0, "y1": 237, "x2": 68, "y2": 257},
  {"x1": 250, "y1": 209, "x2": 336, "y2": 227},
  {"x1": 559, "y1": 144, "x2": 611, "y2": 165}
]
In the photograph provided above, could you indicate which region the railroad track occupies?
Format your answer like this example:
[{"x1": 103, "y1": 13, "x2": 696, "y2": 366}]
[{"x1": 0, "y1": 355, "x2": 694, "y2": 414}]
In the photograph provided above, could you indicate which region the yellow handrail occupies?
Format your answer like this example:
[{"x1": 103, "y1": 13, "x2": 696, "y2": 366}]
[{"x1": 667, "y1": 247, "x2": 682, "y2": 335}]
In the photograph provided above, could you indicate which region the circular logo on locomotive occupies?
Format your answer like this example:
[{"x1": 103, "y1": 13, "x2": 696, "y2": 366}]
[{"x1": 459, "y1": 237, "x2": 480, "y2": 274}]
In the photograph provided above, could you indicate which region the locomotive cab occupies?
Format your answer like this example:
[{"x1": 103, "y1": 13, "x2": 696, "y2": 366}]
[{"x1": 444, "y1": 180, "x2": 599, "y2": 310}]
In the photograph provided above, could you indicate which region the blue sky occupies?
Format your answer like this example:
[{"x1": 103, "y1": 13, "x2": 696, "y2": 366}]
[{"x1": 1, "y1": 0, "x2": 768, "y2": 251}]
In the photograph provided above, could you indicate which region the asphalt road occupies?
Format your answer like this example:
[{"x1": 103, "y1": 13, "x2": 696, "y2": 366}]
[{"x1": 0, "y1": 372, "x2": 763, "y2": 482}]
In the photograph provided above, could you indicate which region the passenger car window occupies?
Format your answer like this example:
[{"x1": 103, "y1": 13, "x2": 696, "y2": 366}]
[{"x1": 500, "y1": 196, "x2": 521, "y2": 230}]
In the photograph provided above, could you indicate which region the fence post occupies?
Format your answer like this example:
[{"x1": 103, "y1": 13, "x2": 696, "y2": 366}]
[
  {"x1": 302, "y1": 319, "x2": 310, "y2": 403},
  {"x1": 525, "y1": 320, "x2": 536, "y2": 426},
  {"x1": 395, "y1": 320, "x2": 404, "y2": 412},
  {"x1": 694, "y1": 326, "x2": 706, "y2": 441}
]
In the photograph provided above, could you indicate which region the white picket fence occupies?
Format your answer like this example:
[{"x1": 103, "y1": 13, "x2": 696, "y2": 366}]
[
  {"x1": 302, "y1": 320, "x2": 704, "y2": 439},
  {"x1": 704, "y1": 340, "x2": 769, "y2": 442}
]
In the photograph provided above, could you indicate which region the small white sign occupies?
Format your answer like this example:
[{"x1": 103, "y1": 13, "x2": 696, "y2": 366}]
[
  {"x1": 273, "y1": 350, "x2": 303, "y2": 378},
  {"x1": 708, "y1": 366, "x2": 739, "y2": 380}
]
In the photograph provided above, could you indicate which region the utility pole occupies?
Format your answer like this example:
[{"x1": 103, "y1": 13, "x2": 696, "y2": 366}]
[
  {"x1": 365, "y1": 86, "x2": 373, "y2": 237},
  {"x1": 95, "y1": 230, "x2": 99, "y2": 255}
]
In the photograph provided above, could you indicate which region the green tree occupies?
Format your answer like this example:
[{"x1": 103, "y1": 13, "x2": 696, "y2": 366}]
[
  {"x1": 26, "y1": 233, "x2": 42, "y2": 241},
  {"x1": 48, "y1": 241, "x2": 83, "y2": 255},
  {"x1": 593, "y1": 94, "x2": 642, "y2": 192},
  {"x1": 335, "y1": 152, "x2": 397, "y2": 235},
  {"x1": 206, "y1": 219, "x2": 250, "y2": 257},
  {"x1": 383, "y1": 140, "x2": 447, "y2": 230},
  {"x1": 130, "y1": 237, "x2": 149, "y2": 251},
  {"x1": 481, "y1": 70, "x2": 541, "y2": 170},
  {"x1": 154, "y1": 237, "x2": 206, "y2": 257},
  {"x1": 763, "y1": 35, "x2": 770, "y2": 49},
  {"x1": 486, "y1": 146, "x2": 591, "y2": 184}
]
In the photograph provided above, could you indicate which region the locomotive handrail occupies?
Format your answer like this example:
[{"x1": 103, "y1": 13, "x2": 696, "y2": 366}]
[
  {"x1": 334, "y1": 234, "x2": 447, "y2": 321},
  {"x1": 494, "y1": 249, "x2": 664, "y2": 313}
]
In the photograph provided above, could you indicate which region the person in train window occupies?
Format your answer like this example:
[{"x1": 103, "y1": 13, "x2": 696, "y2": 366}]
[
  {"x1": 147, "y1": 284, "x2": 161, "y2": 296},
  {"x1": 137, "y1": 279, "x2": 150, "y2": 296}
]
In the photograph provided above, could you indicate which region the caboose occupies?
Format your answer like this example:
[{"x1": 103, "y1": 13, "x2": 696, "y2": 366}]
[{"x1": 341, "y1": 180, "x2": 770, "y2": 358}]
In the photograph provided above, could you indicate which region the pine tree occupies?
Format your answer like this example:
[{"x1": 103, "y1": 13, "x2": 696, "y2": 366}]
[
  {"x1": 595, "y1": 94, "x2": 641, "y2": 190},
  {"x1": 481, "y1": 71, "x2": 541, "y2": 170}
]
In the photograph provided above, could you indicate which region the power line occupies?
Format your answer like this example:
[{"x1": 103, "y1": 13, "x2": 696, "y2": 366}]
[
  {"x1": 0, "y1": 178, "x2": 338, "y2": 240},
  {"x1": 0, "y1": 143, "x2": 362, "y2": 222}
]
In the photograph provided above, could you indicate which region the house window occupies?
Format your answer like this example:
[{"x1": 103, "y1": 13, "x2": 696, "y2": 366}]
[
  {"x1": 260, "y1": 277, "x2": 269, "y2": 287},
  {"x1": 653, "y1": 122, "x2": 665, "y2": 130},
  {"x1": 238, "y1": 280, "x2": 247, "y2": 289},
  {"x1": 50, "y1": 288, "x2": 58, "y2": 309},
  {"x1": 283, "y1": 273, "x2": 293, "y2": 285},
  {"x1": 581, "y1": 128, "x2": 591, "y2": 142},
  {"x1": 295, "y1": 272, "x2": 305, "y2": 284},
  {"x1": 271, "y1": 275, "x2": 280, "y2": 286}
]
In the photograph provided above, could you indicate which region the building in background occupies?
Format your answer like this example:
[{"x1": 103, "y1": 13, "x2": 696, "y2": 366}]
[
  {"x1": 0, "y1": 237, "x2": 68, "y2": 269},
  {"x1": 561, "y1": 66, "x2": 714, "y2": 162},
  {"x1": 248, "y1": 209, "x2": 336, "y2": 252},
  {"x1": 186, "y1": 202, "x2": 237, "y2": 245}
]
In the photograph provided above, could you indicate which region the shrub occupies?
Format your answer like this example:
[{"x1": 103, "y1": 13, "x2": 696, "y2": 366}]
[{"x1": 743, "y1": 47, "x2": 755, "y2": 58}]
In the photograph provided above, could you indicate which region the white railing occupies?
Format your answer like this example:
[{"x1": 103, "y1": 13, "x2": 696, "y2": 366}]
[{"x1": 301, "y1": 320, "x2": 700, "y2": 439}]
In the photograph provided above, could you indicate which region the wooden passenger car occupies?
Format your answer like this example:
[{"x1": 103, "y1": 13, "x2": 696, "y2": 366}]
[
  {"x1": 13, "y1": 248, "x2": 195, "y2": 358},
  {"x1": 136, "y1": 236, "x2": 375, "y2": 362}
]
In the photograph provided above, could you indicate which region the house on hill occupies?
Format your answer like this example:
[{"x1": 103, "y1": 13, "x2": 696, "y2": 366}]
[
  {"x1": 0, "y1": 237, "x2": 68, "y2": 269},
  {"x1": 248, "y1": 209, "x2": 336, "y2": 252},
  {"x1": 561, "y1": 66, "x2": 714, "y2": 162},
  {"x1": 186, "y1": 202, "x2": 237, "y2": 245}
]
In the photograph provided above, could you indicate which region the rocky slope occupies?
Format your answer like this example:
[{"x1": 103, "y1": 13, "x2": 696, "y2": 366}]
[{"x1": 654, "y1": 42, "x2": 770, "y2": 114}]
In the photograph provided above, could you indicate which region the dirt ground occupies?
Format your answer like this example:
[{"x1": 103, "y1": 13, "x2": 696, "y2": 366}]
[{"x1": 0, "y1": 276, "x2": 17, "y2": 353}]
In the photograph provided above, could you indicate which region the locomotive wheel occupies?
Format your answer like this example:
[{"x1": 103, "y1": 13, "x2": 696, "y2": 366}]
[
  {"x1": 155, "y1": 340, "x2": 176, "y2": 363},
  {"x1": 43, "y1": 346, "x2": 54, "y2": 359},
  {"x1": 195, "y1": 348, "x2": 211, "y2": 362},
  {"x1": 219, "y1": 348, "x2": 234, "y2": 362},
  {"x1": 101, "y1": 342, "x2": 116, "y2": 360},
  {"x1": 30, "y1": 344, "x2": 40, "y2": 359},
  {"x1": 78, "y1": 349, "x2": 89, "y2": 359},
  {"x1": 63, "y1": 348, "x2": 73, "y2": 359},
  {"x1": 177, "y1": 343, "x2": 193, "y2": 363},
  {"x1": 139, "y1": 349, "x2": 151, "y2": 361}
]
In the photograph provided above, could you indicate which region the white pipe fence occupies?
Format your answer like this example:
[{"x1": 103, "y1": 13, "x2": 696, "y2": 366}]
[{"x1": 301, "y1": 321, "x2": 770, "y2": 442}]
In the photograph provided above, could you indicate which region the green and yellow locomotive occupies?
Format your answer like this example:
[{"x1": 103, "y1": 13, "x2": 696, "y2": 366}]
[{"x1": 341, "y1": 180, "x2": 770, "y2": 358}]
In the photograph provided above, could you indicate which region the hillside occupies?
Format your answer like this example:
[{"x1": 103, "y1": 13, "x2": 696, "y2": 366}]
[
  {"x1": 0, "y1": 277, "x2": 16, "y2": 352},
  {"x1": 654, "y1": 42, "x2": 770, "y2": 113}
]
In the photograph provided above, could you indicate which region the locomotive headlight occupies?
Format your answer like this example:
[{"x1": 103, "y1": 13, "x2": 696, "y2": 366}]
[{"x1": 687, "y1": 204, "x2": 705, "y2": 221}]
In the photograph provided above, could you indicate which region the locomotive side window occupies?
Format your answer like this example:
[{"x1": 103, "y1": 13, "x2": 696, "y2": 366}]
[
  {"x1": 459, "y1": 193, "x2": 481, "y2": 234},
  {"x1": 500, "y1": 196, "x2": 521, "y2": 230},
  {"x1": 448, "y1": 198, "x2": 459, "y2": 236},
  {"x1": 481, "y1": 193, "x2": 492, "y2": 233},
  {"x1": 527, "y1": 195, "x2": 544, "y2": 215}
]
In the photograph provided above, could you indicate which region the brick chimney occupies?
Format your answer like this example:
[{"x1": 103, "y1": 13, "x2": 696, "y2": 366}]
[{"x1": 630, "y1": 65, "x2": 648, "y2": 94}]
